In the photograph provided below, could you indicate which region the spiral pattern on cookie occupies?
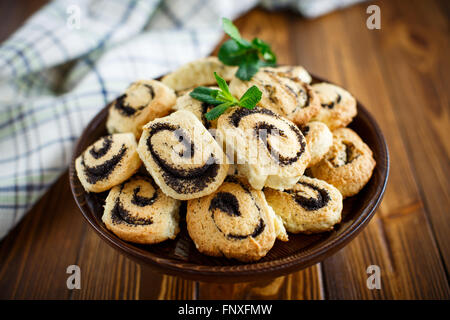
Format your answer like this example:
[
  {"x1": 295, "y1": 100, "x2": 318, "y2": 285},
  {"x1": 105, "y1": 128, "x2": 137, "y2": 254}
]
[
  {"x1": 106, "y1": 80, "x2": 176, "y2": 138},
  {"x1": 209, "y1": 178, "x2": 265, "y2": 240},
  {"x1": 233, "y1": 107, "x2": 306, "y2": 165},
  {"x1": 146, "y1": 123, "x2": 217, "y2": 188},
  {"x1": 217, "y1": 106, "x2": 310, "y2": 190},
  {"x1": 264, "y1": 176, "x2": 343, "y2": 234},
  {"x1": 263, "y1": 70, "x2": 313, "y2": 111},
  {"x1": 138, "y1": 110, "x2": 228, "y2": 200},
  {"x1": 311, "y1": 82, "x2": 357, "y2": 130},
  {"x1": 187, "y1": 177, "x2": 279, "y2": 262},
  {"x1": 229, "y1": 69, "x2": 320, "y2": 125},
  {"x1": 285, "y1": 180, "x2": 331, "y2": 211},
  {"x1": 114, "y1": 84, "x2": 154, "y2": 117},
  {"x1": 102, "y1": 175, "x2": 181, "y2": 244},
  {"x1": 75, "y1": 133, "x2": 141, "y2": 193}
]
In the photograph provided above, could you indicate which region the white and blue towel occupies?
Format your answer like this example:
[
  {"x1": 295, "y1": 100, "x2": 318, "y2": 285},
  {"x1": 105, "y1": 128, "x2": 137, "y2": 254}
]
[{"x1": 0, "y1": 0, "x2": 365, "y2": 239}]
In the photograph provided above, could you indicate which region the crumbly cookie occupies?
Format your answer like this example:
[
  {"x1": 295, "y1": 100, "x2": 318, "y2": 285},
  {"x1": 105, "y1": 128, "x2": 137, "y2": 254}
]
[
  {"x1": 264, "y1": 176, "x2": 343, "y2": 234},
  {"x1": 300, "y1": 121, "x2": 333, "y2": 167},
  {"x1": 172, "y1": 87, "x2": 219, "y2": 129},
  {"x1": 75, "y1": 133, "x2": 141, "y2": 193},
  {"x1": 106, "y1": 80, "x2": 176, "y2": 138},
  {"x1": 311, "y1": 82, "x2": 357, "y2": 130},
  {"x1": 310, "y1": 128, "x2": 376, "y2": 198},
  {"x1": 137, "y1": 110, "x2": 229, "y2": 200},
  {"x1": 187, "y1": 177, "x2": 287, "y2": 262},
  {"x1": 161, "y1": 56, "x2": 237, "y2": 91},
  {"x1": 217, "y1": 107, "x2": 310, "y2": 190},
  {"x1": 102, "y1": 175, "x2": 181, "y2": 244},
  {"x1": 229, "y1": 69, "x2": 320, "y2": 125},
  {"x1": 262, "y1": 65, "x2": 312, "y2": 84}
]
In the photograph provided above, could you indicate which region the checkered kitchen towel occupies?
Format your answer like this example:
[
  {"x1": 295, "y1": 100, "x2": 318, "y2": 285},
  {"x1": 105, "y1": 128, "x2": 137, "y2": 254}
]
[{"x1": 0, "y1": 0, "x2": 365, "y2": 239}]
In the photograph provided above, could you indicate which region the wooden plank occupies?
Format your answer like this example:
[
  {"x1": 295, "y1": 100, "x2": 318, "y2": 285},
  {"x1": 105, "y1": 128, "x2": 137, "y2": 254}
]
[
  {"x1": 70, "y1": 230, "x2": 197, "y2": 299},
  {"x1": 288, "y1": 0, "x2": 449, "y2": 298},
  {"x1": 69, "y1": 225, "x2": 142, "y2": 300},
  {"x1": 140, "y1": 273, "x2": 196, "y2": 300},
  {"x1": 0, "y1": 173, "x2": 85, "y2": 299},
  {"x1": 370, "y1": 0, "x2": 450, "y2": 270},
  {"x1": 198, "y1": 264, "x2": 323, "y2": 300},
  {"x1": 0, "y1": 0, "x2": 49, "y2": 42}
]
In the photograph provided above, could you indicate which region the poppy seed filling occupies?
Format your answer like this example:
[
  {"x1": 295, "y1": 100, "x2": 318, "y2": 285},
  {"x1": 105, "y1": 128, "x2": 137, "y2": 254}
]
[
  {"x1": 146, "y1": 122, "x2": 219, "y2": 194},
  {"x1": 114, "y1": 84, "x2": 155, "y2": 117},
  {"x1": 321, "y1": 93, "x2": 341, "y2": 109},
  {"x1": 131, "y1": 186, "x2": 158, "y2": 207},
  {"x1": 285, "y1": 181, "x2": 330, "y2": 211},
  {"x1": 82, "y1": 144, "x2": 127, "y2": 184},
  {"x1": 209, "y1": 179, "x2": 265, "y2": 240},
  {"x1": 230, "y1": 107, "x2": 306, "y2": 166},
  {"x1": 89, "y1": 136, "x2": 112, "y2": 159},
  {"x1": 111, "y1": 198, "x2": 153, "y2": 226}
]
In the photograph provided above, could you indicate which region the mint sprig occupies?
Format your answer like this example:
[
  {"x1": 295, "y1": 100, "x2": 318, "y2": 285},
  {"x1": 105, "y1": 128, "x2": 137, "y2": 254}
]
[
  {"x1": 189, "y1": 72, "x2": 262, "y2": 120},
  {"x1": 218, "y1": 18, "x2": 276, "y2": 81}
]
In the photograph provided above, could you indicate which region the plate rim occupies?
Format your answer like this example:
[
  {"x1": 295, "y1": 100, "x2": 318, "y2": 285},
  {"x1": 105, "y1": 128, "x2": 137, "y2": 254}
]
[{"x1": 69, "y1": 74, "x2": 389, "y2": 282}]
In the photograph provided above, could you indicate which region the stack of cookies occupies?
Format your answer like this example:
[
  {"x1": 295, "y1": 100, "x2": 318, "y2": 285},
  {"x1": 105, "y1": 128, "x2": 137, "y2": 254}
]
[{"x1": 75, "y1": 57, "x2": 376, "y2": 262}]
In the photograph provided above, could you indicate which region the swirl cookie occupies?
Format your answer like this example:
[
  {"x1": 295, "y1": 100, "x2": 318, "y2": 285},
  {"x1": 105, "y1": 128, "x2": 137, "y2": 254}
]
[
  {"x1": 217, "y1": 107, "x2": 310, "y2": 190},
  {"x1": 75, "y1": 133, "x2": 141, "y2": 193},
  {"x1": 106, "y1": 80, "x2": 176, "y2": 138},
  {"x1": 172, "y1": 87, "x2": 219, "y2": 129},
  {"x1": 310, "y1": 128, "x2": 376, "y2": 198},
  {"x1": 262, "y1": 65, "x2": 312, "y2": 84},
  {"x1": 137, "y1": 110, "x2": 229, "y2": 200},
  {"x1": 264, "y1": 176, "x2": 343, "y2": 234},
  {"x1": 161, "y1": 57, "x2": 238, "y2": 92},
  {"x1": 102, "y1": 175, "x2": 181, "y2": 244},
  {"x1": 229, "y1": 69, "x2": 320, "y2": 125},
  {"x1": 187, "y1": 177, "x2": 287, "y2": 262},
  {"x1": 300, "y1": 121, "x2": 333, "y2": 167},
  {"x1": 311, "y1": 82, "x2": 357, "y2": 130}
]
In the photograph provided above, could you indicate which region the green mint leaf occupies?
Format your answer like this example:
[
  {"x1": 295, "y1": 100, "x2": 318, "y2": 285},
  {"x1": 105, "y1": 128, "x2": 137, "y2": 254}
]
[
  {"x1": 238, "y1": 85, "x2": 262, "y2": 109},
  {"x1": 204, "y1": 101, "x2": 234, "y2": 120},
  {"x1": 222, "y1": 18, "x2": 241, "y2": 41},
  {"x1": 256, "y1": 60, "x2": 276, "y2": 68},
  {"x1": 236, "y1": 54, "x2": 260, "y2": 81},
  {"x1": 251, "y1": 38, "x2": 277, "y2": 64},
  {"x1": 222, "y1": 18, "x2": 251, "y2": 48},
  {"x1": 190, "y1": 86, "x2": 218, "y2": 97},
  {"x1": 218, "y1": 18, "x2": 277, "y2": 81},
  {"x1": 236, "y1": 64, "x2": 259, "y2": 81},
  {"x1": 213, "y1": 73, "x2": 239, "y2": 105},
  {"x1": 189, "y1": 87, "x2": 222, "y2": 105},
  {"x1": 213, "y1": 72, "x2": 232, "y2": 96},
  {"x1": 216, "y1": 91, "x2": 238, "y2": 104},
  {"x1": 191, "y1": 69, "x2": 261, "y2": 120}
]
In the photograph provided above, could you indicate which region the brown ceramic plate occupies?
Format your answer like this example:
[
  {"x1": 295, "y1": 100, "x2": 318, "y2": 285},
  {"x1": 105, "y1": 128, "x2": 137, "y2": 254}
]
[{"x1": 69, "y1": 75, "x2": 389, "y2": 282}]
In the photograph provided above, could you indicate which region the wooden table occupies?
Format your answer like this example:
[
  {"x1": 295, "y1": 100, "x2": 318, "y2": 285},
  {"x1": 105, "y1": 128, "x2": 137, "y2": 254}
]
[{"x1": 0, "y1": 0, "x2": 449, "y2": 299}]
